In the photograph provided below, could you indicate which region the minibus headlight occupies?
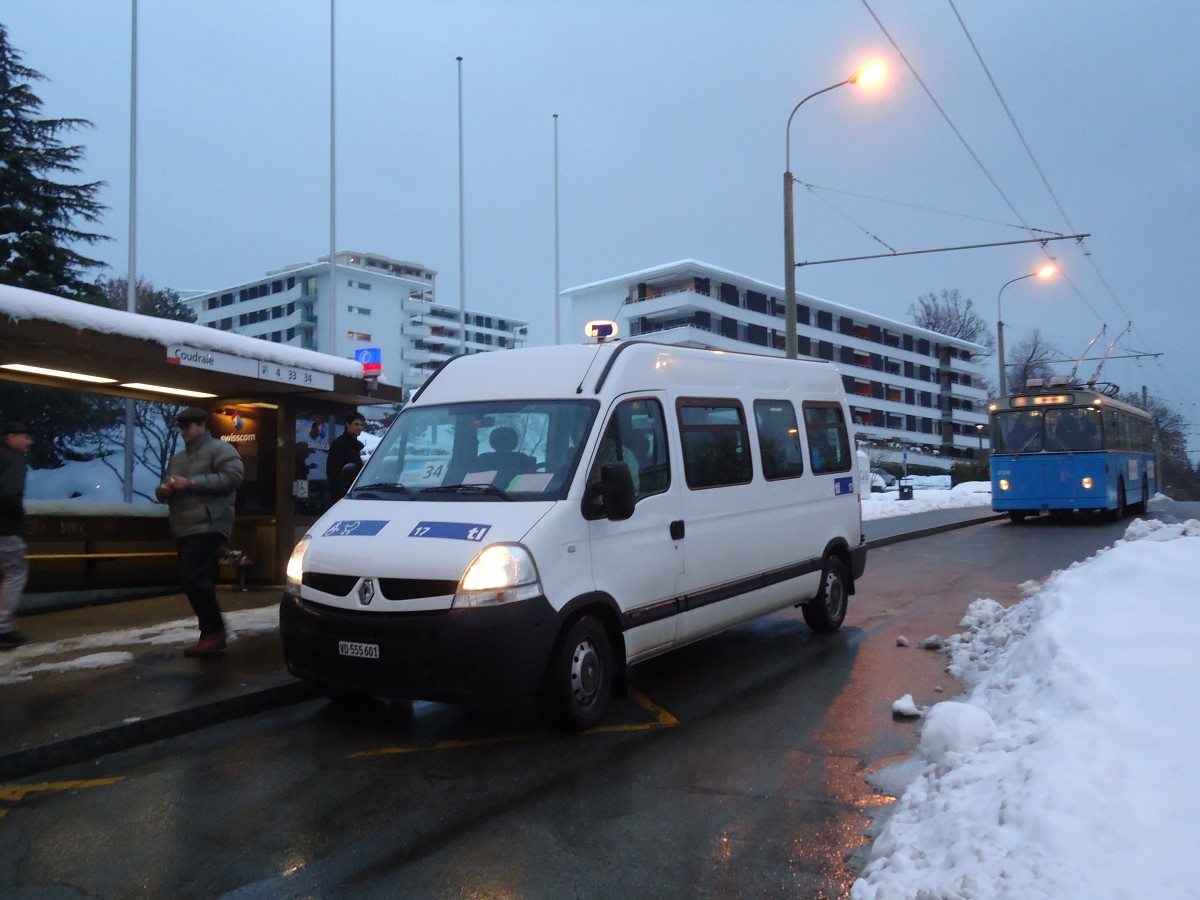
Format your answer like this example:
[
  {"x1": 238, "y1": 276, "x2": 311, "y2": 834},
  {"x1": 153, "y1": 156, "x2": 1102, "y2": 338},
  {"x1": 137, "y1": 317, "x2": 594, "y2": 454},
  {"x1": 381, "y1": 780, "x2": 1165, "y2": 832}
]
[
  {"x1": 455, "y1": 544, "x2": 542, "y2": 608},
  {"x1": 998, "y1": 479, "x2": 1010, "y2": 491},
  {"x1": 1081, "y1": 477, "x2": 1094, "y2": 490},
  {"x1": 285, "y1": 536, "x2": 311, "y2": 596}
]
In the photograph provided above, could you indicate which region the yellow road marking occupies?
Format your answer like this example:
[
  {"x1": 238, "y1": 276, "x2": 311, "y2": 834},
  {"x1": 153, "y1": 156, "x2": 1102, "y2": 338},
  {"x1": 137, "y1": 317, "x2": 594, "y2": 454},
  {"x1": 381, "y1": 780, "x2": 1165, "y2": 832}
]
[
  {"x1": 0, "y1": 777, "x2": 124, "y2": 818},
  {"x1": 350, "y1": 685, "x2": 679, "y2": 759}
]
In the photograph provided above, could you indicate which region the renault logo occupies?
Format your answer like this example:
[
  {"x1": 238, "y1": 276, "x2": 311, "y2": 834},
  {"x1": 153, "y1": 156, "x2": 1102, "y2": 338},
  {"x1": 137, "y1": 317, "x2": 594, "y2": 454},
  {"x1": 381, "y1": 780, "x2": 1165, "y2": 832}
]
[{"x1": 358, "y1": 578, "x2": 376, "y2": 606}]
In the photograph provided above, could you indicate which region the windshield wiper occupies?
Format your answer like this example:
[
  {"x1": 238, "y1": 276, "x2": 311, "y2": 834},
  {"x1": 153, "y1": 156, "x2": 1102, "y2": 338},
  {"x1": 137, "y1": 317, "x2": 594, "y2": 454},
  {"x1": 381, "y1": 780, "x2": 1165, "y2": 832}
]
[
  {"x1": 348, "y1": 482, "x2": 412, "y2": 498},
  {"x1": 420, "y1": 483, "x2": 513, "y2": 500}
]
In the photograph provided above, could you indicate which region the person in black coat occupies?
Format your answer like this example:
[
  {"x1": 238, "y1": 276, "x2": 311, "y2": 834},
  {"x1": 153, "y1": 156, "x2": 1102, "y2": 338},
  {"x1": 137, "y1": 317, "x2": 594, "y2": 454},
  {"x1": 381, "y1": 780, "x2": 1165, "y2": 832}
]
[{"x1": 326, "y1": 412, "x2": 366, "y2": 504}]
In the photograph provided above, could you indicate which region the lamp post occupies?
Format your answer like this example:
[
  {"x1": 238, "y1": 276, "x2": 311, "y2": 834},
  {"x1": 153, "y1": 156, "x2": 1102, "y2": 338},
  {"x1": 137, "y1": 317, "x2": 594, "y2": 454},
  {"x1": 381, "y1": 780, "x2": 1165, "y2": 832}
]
[
  {"x1": 784, "y1": 63, "x2": 884, "y2": 358},
  {"x1": 976, "y1": 422, "x2": 985, "y2": 457},
  {"x1": 996, "y1": 265, "x2": 1056, "y2": 396}
]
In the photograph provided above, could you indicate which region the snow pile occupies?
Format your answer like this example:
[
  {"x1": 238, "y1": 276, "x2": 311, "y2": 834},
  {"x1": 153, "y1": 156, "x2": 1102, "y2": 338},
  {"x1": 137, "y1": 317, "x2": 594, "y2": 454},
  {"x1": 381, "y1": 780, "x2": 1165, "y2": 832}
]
[{"x1": 854, "y1": 518, "x2": 1200, "y2": 899}]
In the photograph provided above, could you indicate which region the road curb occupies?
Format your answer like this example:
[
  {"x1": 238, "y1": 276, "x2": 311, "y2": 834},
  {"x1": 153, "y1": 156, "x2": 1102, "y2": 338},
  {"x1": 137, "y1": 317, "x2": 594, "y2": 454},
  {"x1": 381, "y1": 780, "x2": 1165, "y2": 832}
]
[
  {"x1": 0, "y1": 680, "x2": 316, "y2": 782},
  {"x1": 864, "y1": 511, "x2": 1006, "y2": 551}
]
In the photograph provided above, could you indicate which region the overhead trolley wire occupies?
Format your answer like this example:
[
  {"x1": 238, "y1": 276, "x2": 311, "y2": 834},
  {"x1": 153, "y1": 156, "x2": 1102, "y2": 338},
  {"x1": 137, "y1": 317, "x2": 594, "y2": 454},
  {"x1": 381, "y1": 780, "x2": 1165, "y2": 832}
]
[{"x1": 944, "y1": 0, "x2": 1176, "y2": 403}]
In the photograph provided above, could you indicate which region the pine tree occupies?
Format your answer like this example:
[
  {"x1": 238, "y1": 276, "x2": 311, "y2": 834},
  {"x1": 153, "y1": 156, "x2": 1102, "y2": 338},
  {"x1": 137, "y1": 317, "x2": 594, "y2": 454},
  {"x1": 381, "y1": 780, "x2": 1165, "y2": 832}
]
[
  {"x1": 0, "y1": 23, "x2": 108, "y2": 298},
  {"x1": 1, "y1": 24, "x2": 115, "y2": 468}
]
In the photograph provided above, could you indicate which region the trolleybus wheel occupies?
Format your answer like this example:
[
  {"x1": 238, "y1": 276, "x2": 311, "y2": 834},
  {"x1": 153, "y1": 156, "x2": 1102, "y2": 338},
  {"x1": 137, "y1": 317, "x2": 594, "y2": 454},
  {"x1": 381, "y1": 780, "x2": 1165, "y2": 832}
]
[{"x1": 1008, "y1": 511, "x2": 1028, "y2": 524}]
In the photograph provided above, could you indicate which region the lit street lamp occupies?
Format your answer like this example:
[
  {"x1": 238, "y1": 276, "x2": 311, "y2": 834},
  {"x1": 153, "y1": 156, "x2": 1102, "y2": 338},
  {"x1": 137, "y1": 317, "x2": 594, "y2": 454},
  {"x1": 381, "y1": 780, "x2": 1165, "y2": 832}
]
[
  {"x1": 996, "y1": 265, "x2": 1056, "y2": 396},
  {"x1": 783, "y1": 62, "x2": 884, "y2": 358}
]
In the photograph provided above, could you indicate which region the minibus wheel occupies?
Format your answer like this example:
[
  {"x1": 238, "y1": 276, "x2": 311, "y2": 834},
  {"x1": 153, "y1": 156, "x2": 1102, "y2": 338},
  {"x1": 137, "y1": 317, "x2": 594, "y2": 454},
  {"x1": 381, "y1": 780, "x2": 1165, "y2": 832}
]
[
  {"x1": 802, "y1": 557, "x2": 848, "y2": 633},
  {"x1": 540, "y1": 614, "x2": 613, "y2": 731}
]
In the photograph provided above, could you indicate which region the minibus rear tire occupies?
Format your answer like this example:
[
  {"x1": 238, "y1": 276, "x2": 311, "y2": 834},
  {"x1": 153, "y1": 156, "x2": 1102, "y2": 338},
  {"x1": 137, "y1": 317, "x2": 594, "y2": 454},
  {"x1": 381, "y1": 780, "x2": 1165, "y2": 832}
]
[
  {"x1": 801, "y1": 556, "x2": 848, "y2": 633},
  {"x1": 539, "y1": 614, "x2": 613, "y2": 731}
]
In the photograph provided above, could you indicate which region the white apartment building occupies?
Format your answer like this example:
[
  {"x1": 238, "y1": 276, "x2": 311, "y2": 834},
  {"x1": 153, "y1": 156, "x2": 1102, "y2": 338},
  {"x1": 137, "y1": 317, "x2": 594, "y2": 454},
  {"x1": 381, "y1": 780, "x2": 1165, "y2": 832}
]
[
  {"x1": 189, "y1": 251, "x2": 529, "y2": 396},
  {"x1": 564, "y1": 260, "x2": 989, "y2": 458}
]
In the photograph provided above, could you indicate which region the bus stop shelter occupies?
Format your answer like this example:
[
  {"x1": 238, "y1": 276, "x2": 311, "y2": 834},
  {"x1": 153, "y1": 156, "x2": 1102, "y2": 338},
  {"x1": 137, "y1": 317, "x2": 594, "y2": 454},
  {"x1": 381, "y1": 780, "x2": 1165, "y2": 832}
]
[{"x1": 0, "y1": 284, "x2": 405, "y2": 592}]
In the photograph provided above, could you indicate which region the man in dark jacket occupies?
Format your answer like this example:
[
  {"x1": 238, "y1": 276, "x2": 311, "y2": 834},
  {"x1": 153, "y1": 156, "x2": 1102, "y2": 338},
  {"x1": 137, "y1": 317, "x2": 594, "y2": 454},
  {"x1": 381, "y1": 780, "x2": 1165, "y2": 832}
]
[
  {"x1": 0, "y1": 420, "x2": 33, "y2": 649},
  {"x1": 156, "y1": 407, "x2": 245, "y2": 658},
  {"x1": 325, "y1": 411, "x2": 366, "y2": 505}
]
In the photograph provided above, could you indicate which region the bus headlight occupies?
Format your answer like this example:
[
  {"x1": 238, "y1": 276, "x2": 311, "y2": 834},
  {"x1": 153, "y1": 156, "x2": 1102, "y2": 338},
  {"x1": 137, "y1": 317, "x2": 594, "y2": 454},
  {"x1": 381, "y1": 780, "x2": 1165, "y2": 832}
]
[
  {"x1": 285, "y1": 536, "x2": 311, "y2": 597},
  {"x1": 998, "y1": 479, "x2": 1010, "y2": 491},
  {"x1": 1081, "y1": 477, "x2": 1094, "y2": 490},
  {"x1": 454, "y1": 543, "x2": 542, "y2": 607}
]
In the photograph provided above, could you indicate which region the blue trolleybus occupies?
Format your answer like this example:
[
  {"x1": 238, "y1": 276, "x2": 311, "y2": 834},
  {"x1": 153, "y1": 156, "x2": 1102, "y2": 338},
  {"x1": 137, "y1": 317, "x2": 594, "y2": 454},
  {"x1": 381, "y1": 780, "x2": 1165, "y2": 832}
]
[{"x1": 989, "y1": 384, "x2": 1156, "y2": 522}]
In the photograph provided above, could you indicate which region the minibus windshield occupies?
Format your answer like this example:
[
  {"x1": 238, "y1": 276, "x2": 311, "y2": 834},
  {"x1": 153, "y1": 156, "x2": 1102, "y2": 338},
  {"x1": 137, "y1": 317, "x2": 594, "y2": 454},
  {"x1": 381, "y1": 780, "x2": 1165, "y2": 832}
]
[{"x1": 348, "y1": 399, "x2": 600, "y2": 501}]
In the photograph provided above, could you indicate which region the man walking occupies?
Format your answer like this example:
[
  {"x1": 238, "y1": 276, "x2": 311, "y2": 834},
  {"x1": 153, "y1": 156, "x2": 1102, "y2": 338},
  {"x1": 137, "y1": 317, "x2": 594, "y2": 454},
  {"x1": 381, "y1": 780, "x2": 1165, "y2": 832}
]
[
  {"x1": 156, "y1": 407, "x2": 244, "y2": 658},
  {"x1": 325, "y1": 411, "x2": 366, "y2": 505},
  {"x1": 0, "y1": 421, "x2": 33, "y2": 650}
]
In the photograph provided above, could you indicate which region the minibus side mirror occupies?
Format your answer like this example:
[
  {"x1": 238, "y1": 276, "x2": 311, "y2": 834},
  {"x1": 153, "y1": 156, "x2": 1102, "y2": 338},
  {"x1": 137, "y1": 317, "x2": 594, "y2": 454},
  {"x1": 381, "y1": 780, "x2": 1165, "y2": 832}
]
[{"x1": 583, "y1": 462, "x2": 636, "y2": 521}]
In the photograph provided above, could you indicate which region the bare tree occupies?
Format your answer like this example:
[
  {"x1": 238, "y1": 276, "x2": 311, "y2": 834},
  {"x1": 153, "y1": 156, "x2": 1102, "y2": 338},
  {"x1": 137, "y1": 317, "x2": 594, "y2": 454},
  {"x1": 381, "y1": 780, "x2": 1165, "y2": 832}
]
[
  {"x1": 909, "y1": 289, "x2": 995, "y2": 354},
  {"x1": 91, "y1": 400, "x2": 184, "y2": 502},
  {"x1": 1005, "y1": 329, "x2": 1060, "y2": 392}
]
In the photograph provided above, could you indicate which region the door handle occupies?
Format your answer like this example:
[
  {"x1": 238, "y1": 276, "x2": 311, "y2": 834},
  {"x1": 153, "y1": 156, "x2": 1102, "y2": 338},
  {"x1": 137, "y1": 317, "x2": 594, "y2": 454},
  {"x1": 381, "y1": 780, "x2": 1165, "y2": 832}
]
[{"x1": 670, "y1": 520, "x2": 685, "y2": 540}]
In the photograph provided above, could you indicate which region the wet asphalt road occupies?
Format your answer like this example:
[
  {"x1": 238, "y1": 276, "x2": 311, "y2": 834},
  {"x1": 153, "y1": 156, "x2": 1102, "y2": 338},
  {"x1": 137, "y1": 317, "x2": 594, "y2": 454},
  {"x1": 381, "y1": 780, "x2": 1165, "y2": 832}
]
[{"x1": 3, "y1": 504, "x2": 1187, "y2": 898}]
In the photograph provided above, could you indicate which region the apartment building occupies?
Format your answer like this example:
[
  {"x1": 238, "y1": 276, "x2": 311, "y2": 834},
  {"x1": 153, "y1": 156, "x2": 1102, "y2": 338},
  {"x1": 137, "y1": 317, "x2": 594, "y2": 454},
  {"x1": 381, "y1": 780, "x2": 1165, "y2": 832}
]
[
  {"x1": 564, "y1": 260, "x2": 988, "y2": 458},
  {"x1": 189, "y1": 251, "x2": 529, "y2": 396}
]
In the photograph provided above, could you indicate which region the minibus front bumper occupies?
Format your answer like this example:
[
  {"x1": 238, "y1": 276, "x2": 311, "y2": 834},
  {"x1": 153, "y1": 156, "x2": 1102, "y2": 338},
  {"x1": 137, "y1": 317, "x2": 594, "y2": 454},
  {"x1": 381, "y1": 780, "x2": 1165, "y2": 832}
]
[{"x1": 279, "y1": 591, "x2": 561, "y2": 703}]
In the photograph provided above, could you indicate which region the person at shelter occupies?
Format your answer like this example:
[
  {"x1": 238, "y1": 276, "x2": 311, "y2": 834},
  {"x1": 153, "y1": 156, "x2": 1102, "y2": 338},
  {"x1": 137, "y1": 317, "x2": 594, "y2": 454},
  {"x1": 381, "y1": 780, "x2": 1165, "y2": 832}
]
[
  {"x1": 325, "y1": 411, "x2": 366, "y2": 504},
  {"x1": 0, "y1": 420, "x2": 33, "y2": 650},
  {"x1": 156, "y1": 407, "x2": 244, "y2": 659}
]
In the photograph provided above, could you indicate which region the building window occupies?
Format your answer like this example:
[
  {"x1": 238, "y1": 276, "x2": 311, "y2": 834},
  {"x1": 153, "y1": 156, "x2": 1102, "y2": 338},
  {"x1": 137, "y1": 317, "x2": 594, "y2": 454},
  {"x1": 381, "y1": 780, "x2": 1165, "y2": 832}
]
[{"x1": 346, "y1": 331, "x2": 372, "y2": 341}]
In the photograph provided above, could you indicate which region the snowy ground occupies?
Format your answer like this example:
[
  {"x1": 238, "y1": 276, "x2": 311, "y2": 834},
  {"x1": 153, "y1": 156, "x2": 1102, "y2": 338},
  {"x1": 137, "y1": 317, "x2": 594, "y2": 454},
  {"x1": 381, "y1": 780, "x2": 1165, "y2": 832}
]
[
  {"x1": 854, "y1": 511, "x2": 1200, "y2": 899},
  {"x1": 861, "y1": 477, "x2": 991, "y2": 521},
  {"x1": 9, "y1": 471, "x2": 1200, "y2": 897}
]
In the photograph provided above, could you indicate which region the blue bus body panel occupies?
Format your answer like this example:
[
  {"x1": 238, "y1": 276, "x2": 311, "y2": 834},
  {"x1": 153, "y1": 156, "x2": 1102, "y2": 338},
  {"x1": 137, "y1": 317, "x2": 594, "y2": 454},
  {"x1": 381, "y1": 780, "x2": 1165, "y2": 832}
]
[{"x1": 991, "y1": 451, "x2": 1154, "y2": 513}]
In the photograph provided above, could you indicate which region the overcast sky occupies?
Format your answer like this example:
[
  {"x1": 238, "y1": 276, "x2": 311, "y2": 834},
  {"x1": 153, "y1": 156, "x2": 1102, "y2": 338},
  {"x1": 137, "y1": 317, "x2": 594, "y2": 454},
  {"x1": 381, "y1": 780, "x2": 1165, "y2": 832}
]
[{"x1": 5, "y1": 1, "x2": 1198, "y2": 453}]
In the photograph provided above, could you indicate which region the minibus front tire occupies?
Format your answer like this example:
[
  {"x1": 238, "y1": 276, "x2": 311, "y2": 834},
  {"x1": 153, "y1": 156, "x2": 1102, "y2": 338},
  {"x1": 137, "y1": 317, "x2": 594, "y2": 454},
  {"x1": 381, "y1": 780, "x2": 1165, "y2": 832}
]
[
  {"x1": 539, "y1": 613, "x2": 614, "y2": 731},
  {"x1": 801, "y1": 556, "x2": 848, "y2": 633}
]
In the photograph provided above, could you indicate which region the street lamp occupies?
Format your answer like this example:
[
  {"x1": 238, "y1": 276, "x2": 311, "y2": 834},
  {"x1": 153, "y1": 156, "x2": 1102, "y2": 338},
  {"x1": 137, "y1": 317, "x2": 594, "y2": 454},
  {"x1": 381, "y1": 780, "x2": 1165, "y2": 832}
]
[
  {"x1": 996, "y1": 264, "x2": 1056, "y2": 396},
  {"x1": 783, "y1": 62, "x2": 884, "y2": 358},
  {"x1": 976, "y1": 422, "x2": 985, "y2": 456}
]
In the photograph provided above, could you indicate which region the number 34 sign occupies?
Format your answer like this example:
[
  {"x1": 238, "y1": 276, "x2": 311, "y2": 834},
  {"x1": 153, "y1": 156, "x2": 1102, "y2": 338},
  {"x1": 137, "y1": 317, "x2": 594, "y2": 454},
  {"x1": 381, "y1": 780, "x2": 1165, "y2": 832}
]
[{"x1": 258, "y1": 361, "x2": 333, "y2": 390}]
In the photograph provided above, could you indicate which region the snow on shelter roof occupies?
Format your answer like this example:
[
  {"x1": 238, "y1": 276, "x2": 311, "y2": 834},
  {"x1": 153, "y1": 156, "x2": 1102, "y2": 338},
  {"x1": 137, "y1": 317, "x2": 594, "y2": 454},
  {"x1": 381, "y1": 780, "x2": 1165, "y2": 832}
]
[{"x1": 0, "y1": 282, "x2": 370, "y2": 381}]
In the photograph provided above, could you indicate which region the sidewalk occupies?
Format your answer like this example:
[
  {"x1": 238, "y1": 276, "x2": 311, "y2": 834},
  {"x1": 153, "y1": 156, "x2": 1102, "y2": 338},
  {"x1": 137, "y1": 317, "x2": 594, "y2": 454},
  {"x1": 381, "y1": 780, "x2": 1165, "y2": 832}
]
[
  {"x1": 0, "y1": 586, "x2": 313, "y2": 781},
  {"x1": 0, "y1": 505, "x2": 1002, "y2": 782}
]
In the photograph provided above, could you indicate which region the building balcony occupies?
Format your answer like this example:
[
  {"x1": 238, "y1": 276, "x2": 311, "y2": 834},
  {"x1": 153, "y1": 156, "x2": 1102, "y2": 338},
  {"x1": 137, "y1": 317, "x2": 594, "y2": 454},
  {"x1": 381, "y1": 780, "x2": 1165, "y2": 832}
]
[
  {"x1": 402, "y1": 292, "x2": 434, "y2": 312},
  {"x1": 405, "y1": 321, "x2": 432, "y2": 339}
]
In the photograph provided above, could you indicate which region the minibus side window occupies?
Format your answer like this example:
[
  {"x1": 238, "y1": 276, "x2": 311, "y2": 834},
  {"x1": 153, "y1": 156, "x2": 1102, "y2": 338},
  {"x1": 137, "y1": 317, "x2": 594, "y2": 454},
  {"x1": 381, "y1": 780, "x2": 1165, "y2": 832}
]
[
  {"x1": 677, "y1": 399, "x2": 752, "y2": 489},
  {"x1": 803, "y1": 402, "x2": 852, "y2": 474},
  {"x1": 754, "y1": 399, "x2": 804, "y2": 480},
  {"x1": 591, "y1": 398, "x2": 670, "y2": 502}
]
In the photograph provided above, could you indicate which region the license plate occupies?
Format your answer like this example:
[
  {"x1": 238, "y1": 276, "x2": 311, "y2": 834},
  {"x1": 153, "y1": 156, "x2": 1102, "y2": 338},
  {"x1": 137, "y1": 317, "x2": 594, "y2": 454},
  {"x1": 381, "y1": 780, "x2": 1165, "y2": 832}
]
[{"x1": 338, "y1": 640, "x2": 380, "y2": 660}]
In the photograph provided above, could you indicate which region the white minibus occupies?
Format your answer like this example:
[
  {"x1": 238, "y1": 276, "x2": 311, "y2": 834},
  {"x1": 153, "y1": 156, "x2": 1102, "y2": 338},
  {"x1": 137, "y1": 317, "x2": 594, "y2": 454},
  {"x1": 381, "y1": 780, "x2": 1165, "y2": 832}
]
[{"x1": 281, "y1": 332, "x2": 867, "y2": 729}]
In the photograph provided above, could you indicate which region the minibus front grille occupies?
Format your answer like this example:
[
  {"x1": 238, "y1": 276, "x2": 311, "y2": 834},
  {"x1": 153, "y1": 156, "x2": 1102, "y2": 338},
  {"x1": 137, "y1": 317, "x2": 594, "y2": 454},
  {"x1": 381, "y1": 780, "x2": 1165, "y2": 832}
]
[
  {"x1": 379, "y1": 578, "x2": 460, "y2": 601},
  {"x1": 302, "y1": 573, "x2": 459, "y2": 601},
  {"x1": 303, "y1": 572, "x2": 358, "y2": 596}
]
